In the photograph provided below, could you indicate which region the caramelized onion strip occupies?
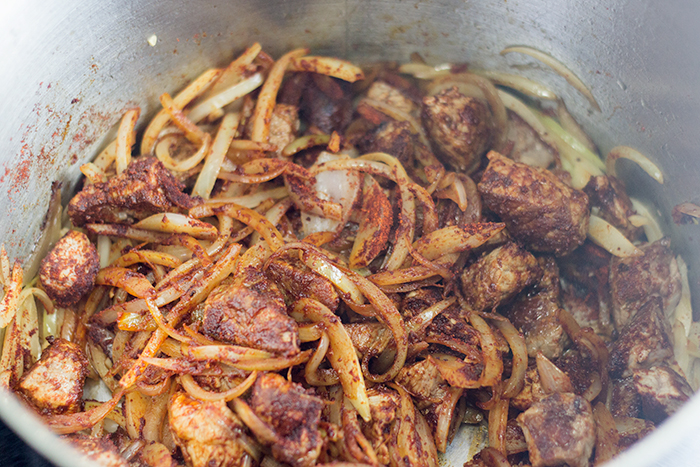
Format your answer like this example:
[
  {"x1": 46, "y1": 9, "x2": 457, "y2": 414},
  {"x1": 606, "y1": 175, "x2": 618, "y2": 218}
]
[
  {"x1": 190, "y1": 203, "x2": 284, "y2": 251},
  {"x1": 493, "y1": 319, "x2": 527, "y2": 399},
  {"x1": 134, "y1": 213, "x2": 218, "y2": 240},
  {"x1": 46, "y1": 389, "x2": 126, "y2": 434},
  {"x1": 289, "y1": 56, "x2": 365, "y2": 82},
  {"x1": 180, "y1": 371, "x2": 258, "y2": 401},
  {"x1": 469, "y1": 312, "x2": 503, "y2": 386},
  {"x1": 294, "y1": 298, "x2": 370, "y2": 421},
  {"x1": 412, "y1": 223, "x2": 505, "y2": 261},
  {"x1": 488, "y1": 399, "x2": 509, "y2": 456}
]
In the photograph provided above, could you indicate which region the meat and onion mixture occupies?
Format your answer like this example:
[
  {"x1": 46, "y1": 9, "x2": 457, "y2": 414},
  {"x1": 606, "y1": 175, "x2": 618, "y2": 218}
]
[{"x1": 0, "y1": 43, "x2": 698, "y2": 467}]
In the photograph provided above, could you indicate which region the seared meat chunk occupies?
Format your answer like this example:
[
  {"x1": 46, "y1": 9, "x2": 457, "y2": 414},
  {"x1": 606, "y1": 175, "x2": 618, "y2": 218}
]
[
  {"x1": 422, "y1": 87, "x2": 493, "y2": 172},
  {"x1": 64, "y1": 434, "x2": 129, "y2": 467},
  {"x1": 169, "y1": 392, "x2": 249, "y2": 467},
  {"x1": 68, "y1": 156, "x2": 193, "y2": 226},
  {"x1": 266, "y1": 258, "x2": 339, "y2": 311},
  {"x1": 478, "y1": 152, "x2": 590, "y2": 256},
  {"x1": 609, "y1": 238, "x2": 681, "y2": 328},
  {"x1": 202, "y1": 284, "x2": 299, "y2": 356},
  {"x1": 395, "y1": 358, "x2": 448, "y2": 404},
  {"x1": 610, "y1": 377, "x2": 642, "y2": 418},
  {"x1": 584, "y1": 175, "x2": 641, "y2": 240},
  {"x1": 361, "y1": 385, "x2": 400, "y2": 465},
  {"x1": 608, "y1": 298, "x2": 673, "y2": 378},
  {"x1": 511, "y1": 366, "x2": 546, "y2": 411},
  {"x1": 17, "y1": 338, "x2": 89, "y2": 415},
  {"x1": 506, "y1": 111, "x2": 557, "y2": 168},
  {"x1": 359, "y1": 120, "x2": 415, "y2": 166},
  {"x1": 633, "y1": 366, "x2": 693, "y2": 424},
  {"x1": 502, "y1": 256, "x2": 567, "y2": 359},
  {"x1": 269, "y1": 104, "x2": 300, "y2": 154},
  {"x1": 39, "y1": 230, "x2": 99, "y2": 307},
  {"x1": 300, "y1": 74, "x2": 353, "y2": 133},
  {"x1": 517, "y1": 393, "x2": 595, "y2": 467},
  {"x1": 249, "y1": 373, "x2": 324, "y2": 467},
  {"x1": 367, "y1": 80, "x2": 417, "y2": 115},
  {"x1": 461, "y1": 242, "x2": 542, "y2": 311}
]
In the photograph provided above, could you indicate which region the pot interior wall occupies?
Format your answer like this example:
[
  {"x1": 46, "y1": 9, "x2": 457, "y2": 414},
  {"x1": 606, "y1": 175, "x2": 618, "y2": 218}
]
[{"x1": 0, "y1": 1, "x2": 699, "y2": 466}]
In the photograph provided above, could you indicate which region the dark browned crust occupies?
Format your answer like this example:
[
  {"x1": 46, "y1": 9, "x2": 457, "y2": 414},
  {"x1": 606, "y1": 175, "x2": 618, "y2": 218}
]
[
  {"x1": 478, "y1": 152, "x2": 590, "y2": 256},
  {"x1": 265, "y1": 258, "x2": 339, "y2": 311},
  {"x1": 633, "y1": 365, "x2": 693, "y2": 424},
  {"x1": 611, "y1": 376, "x2": 643, "y2": 418},
  {"x1": 63, "y1": 434, "x2": 129, "y2": 467},
  {"x1": 17, "y1": 338, "x2": 89, "y2": 416},
  {"x1": 583, "y1": 175, "x2": 642, "y2": 240},
  {"x1": 608, "y1": 297, "x2": 673, "y2": 378},
  {"x1": 202, "y1": 284, "x2": 300, "y2": 356},
  {"x1": 359, "y1": 120, "x2": 415, "y2": 166},
  {"x1": 422, "y1": 87, "x2": 493, "y2": 172},
  {"x1": 39, "y1": 230, "x2": 99, "y2": 307},
  {"x1": 517, "y1": 392, "x2": 595, "y2": 467},
  {"x1": 249, "y1": 373, "x2": 324, "y2": 467},
  {"x1": 68, "y1": 156, "x2": 194, "y2": 226},
  {"x1": 460, "y1": 241, "x2": 542, "y2": 311}
]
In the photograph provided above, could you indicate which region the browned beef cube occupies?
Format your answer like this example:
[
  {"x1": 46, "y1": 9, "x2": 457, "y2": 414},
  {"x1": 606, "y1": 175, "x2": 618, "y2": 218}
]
[
  {"x1": 502, "y1": 256, "x2": 567, "y2": 359},
  {"x1": 609, "y1": 238, "x2": 682, "y2": 328},
  {"x1": 422, "y1": 87, "x2": 493, "y2": 172},
  {"x1": 63, "y1": 435, "x2": 129, "y2": 467},
  {"x1": 608, "y1": 298, "x2": 673, "y2": 378},
  {"x1": 169, "y1": 392, "x2": 249, "y2": 467},
  {"x1": 395, "y1": 358, "x2": 448, "y2": 404},
  {"x1": 367, "y1": 80, "x2": 417, "y2": 115},
  {"x1": 633, "y1": 365, "x2": 693, "y2": 424},
  {"x1": 583, "y1": 175, "x2": 642, "y2": 240},
  {"x1": 517, "y1": 393, "x2": 595, "y2": 467},
  {"x1": 461, "y1": 242, "x2": 542, "y2": 311},
  {"x1": 249, "y1": 373, "x2": 324, "y2": 467},
  {"x1": 300, "y1": 74, "x2": 353, "y2": 133},
  {"x1": 268, "y1": 104, "x2": 300, "y2": 154},
  {"x1": 511, "y1": 366, "x2": 547, "y2": 411},
  {"x1": 202, "y1": 284, "x2": 299, "y2": 356},
  {"x1": 17, "y1": 339, "x2": 89, "y2": 415},
  {"x1": 39, "y1": 230, "x2": 99, "y2": 307},
  {"x1": 265, "y1": 258, "x2": 339, "y2": 311},
  {"x1": 478, "y1": 152, "x2": 590, "y2": 256},
  {"x1": 506, "y1": 111, "x2": 557, "y2": 168},
  {"x1": 68, "y1": 156, "x2": 194, "y2": 226},
  {"x1": 610, "y1": 377, "x2": 643, "y2": 418},
  {"x1": 361, "y1": 385, "x2": 400, "y2": 465},
  {"x1": 358, "y1": 120, "x2": 415, "y2": 166}
]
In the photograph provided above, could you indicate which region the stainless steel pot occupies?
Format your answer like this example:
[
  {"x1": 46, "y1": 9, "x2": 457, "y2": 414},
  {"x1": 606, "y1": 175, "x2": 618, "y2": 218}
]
[{"x1": 1, "y1": 0, "x2": 699, "y2": 465}]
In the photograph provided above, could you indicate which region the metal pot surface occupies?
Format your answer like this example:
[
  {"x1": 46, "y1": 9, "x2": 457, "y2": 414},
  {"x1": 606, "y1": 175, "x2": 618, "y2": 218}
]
[{"x1": 0, "y1": 0, "x2": 699, "y2": 465}]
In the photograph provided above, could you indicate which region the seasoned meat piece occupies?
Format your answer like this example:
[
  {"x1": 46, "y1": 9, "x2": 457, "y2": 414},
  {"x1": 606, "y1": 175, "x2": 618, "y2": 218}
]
[
  {"x1": 169, "y1": 392, "x2": 249, "y2": 467},
  {"x1": 249, "y1": 373, "x2": 324, "y2": 467},
  {"x1": 17, "y1": 338, "x2": 89, "y2": 415},
  {"x1": 359, "y1": 120, "x2": 414, "y2": 166},
  {"x1": 506, "y1": 111, "x2": 557, "y2": 168},
  {"x1": 39, "y1": 230, "x2": 99, "y2": 307},
  {"x1": 517, "y1": 393, "x2": 595, "y2": 467},
  {"x1": 422, "y1": 87, "x2": 493, "y2": 172},
  {"x1": 202, "y1": 284, "x2": 299, "y2": 356},
  {"x1": 269, "y1": 104, "x2": 300, "y2": 154},
  {"x1": 561, "y1": 280, "x2": 613, "y2": 338},
  {"x1": 616, "y1": 417, "x2": 655, "y2": 450},
  {"x1": 266, "y1": 258, "x2": 339, "y2": 311},
  {"x1": 511, "y1": 366, "x2": 546, "y2": 411},
  {"x1": 300, "y1": 74, "x2": 353, "y2": 133},
  {"x1": 395, "y1": 358, "x2": 447, "y2": 404},
  {"x1": 505, "y1": 420, "x2": 529, "y2": 455},
  {"x1": 367, "y1": 80, "x2": 417, "y2": 115},
  {"x1": 610, "y1": 377, "x2": 643, "y2": 418},
  {"x1": 64, "y1": 434, "x2": 129, "y2": 467},
  {"x1": 609, "y1": 238, "x2": 682, "y2": 328},
  {"x1": 461, "y1": 242, "x2": 542, "y2": 311},
  {"x1": 583, "y1": 175, "x2": 642, "y2": 240},
  {"x1": 502, "y1": 256, "x2": 567, "y2": 359},
  {"x1": 608, "y1": 297, "x2": 673, "y2": 378},
  {"x1": 556, "y1": 350, "x2": 597, "y2": 396},
  {"x1": 633, "y1": 365, "x2": 693, "y2": 424},
  {"x1": 478, "y1": 152, "x2": 590, "y2": 256},
  {"x1": 68, "y1": 156, "x2": 194, "y2": 226},
  {"x1": 361, "y1": 385, "x2": 400, "y2": 465}
]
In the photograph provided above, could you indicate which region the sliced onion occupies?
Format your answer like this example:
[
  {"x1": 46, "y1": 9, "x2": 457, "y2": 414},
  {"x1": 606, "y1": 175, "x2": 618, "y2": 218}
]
[
  {"x1": 587, "y1": 215, "x2": 643, "y2": 258},
  {"x1": 606, "y1": 145, "x2": 664, "y2": 184},
  {"x1": 472, "y1": 68, "x2": 557, "y2": 100},
  {"x1": 192, "y1": 112, "x2": 241, "y2": 199},
  {"x1": 494, "y1": 318, "x2": 527, "y2": 399},
  {"x1": 501, "y1": 45, "x2": 601, "y2": 111},
  {"x1": 180, "y1": 371, "x2": 257, "y2": 401},
  {"x1": 536, "y1": 351, "x2": 574, "y2": 394},
  {"x1": 289, "y1": 56, "x2": 365, "y2": 82},
  {"x1": 134, "y1": 213, "x2": 218, "y2": 240},
  {"x1": 115, "y1": 108, "x2": 140, "y2": 174},
  {"x1": 412, "y1": 223, "x2": 504, "y2": 261},
  {"x1": 187, "y1": 73, "x2": 263, "y2": 124}
]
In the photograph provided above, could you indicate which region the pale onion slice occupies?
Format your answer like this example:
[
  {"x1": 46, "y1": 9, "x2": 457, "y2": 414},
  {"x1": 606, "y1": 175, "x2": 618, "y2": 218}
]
[
  {"x1": 606, "y1": 145, "x2": 664, "y2": 184},
  {"x1": 398, "y1": 62, "x2": 452, "y2": 79},
  {"x1": 629, "y1": 198, "x2": 664, "y2": 242},
  {"x1": 206, "y1": 43, "x2": 262, "y2": 97},
  {"x1": 115, "y1": 108, "x2": 140, "y2": 175},
  {"x1": 206, "y1": 187, "x2": 289, "y2": 209},
  {"x1": 134, "y1": 213, "x2": 218, "y2": 240},
  {"x1": 536, "y1": 352, "x2": 574, "y2": 394},
  {"x1": 187, "y1": 73, "x2": 263, "y2": 124},
  {"x1": 192, "y1": 112, "x2": 240, "y2": 198},
  {"x1": 412, "y1": 223, "x2": 505, "y2": 261},
  {"x1": 501, "y1": 45, "x2": 601, "y2": 111},
  {"x1": 289, "y1": 56, "x2": 365, "y2": 82},
  {"x1": 472, "y1": 68, "x2": 558, "y2": 100},
  {"x1": 587, "y1": 215, "x2": 643, "y2": 258}
]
